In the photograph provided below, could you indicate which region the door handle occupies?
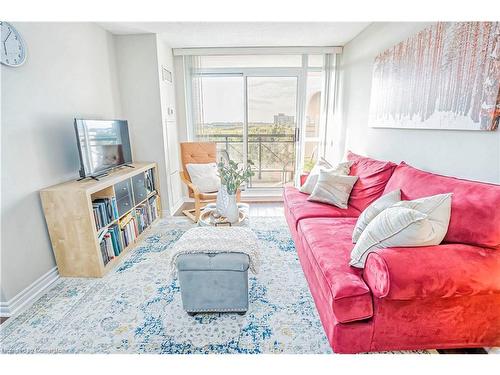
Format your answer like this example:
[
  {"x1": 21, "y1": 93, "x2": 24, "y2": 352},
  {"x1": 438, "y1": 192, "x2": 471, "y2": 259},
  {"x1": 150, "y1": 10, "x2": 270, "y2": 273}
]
[{"x1": 294, "y1": 127, "x2": 300, "y2": 142}]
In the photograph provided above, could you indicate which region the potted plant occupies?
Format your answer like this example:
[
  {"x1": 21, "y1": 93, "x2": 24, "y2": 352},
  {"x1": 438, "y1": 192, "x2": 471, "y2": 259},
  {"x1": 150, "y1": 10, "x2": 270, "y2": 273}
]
[{"x1": 216, "y1": 157, "x2": 254, "y2": 223}]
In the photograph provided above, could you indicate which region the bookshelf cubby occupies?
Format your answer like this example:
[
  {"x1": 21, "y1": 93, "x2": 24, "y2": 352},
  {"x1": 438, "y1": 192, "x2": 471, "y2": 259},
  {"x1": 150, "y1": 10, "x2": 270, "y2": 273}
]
[{"x1": 40, "y1": 162, "x2": 162, "y2": 277}]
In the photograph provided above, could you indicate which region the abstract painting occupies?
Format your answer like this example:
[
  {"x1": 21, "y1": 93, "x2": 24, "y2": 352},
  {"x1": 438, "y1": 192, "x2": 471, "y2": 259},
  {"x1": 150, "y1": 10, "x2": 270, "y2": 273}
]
[{"x1": 369, "y1": 22, "x2": 500, "y2": 131}]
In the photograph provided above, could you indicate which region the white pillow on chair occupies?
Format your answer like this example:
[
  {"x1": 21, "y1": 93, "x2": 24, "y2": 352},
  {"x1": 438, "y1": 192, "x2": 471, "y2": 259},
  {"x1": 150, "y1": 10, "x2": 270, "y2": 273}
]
[{"x1": 186, "y1": 163, "x2": 220, "y2": 193}]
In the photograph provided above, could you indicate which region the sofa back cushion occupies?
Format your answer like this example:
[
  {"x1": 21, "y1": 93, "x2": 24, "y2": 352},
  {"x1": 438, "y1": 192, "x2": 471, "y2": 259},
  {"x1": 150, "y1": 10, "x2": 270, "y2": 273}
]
[
  {"x1": 383, "y1": 162, "x2": 500, "y2": 249},
  {"x1": 346, "y1": 151, "x2": 398, "y2": 212}
]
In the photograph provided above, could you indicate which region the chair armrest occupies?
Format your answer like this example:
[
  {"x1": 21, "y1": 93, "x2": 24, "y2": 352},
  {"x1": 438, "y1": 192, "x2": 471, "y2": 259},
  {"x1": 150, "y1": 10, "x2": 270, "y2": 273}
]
[
  {"x1": 179, "y1": 171, "x2": 201, "y2": 197},
  {"x1": 363, "y1": 244, "x2": 500, "y2": 300}
]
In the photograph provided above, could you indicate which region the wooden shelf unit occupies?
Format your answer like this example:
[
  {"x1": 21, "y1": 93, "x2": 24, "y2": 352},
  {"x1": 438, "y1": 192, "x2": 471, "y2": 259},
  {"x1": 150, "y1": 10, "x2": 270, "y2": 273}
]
[{"x1": 40, "y1": 162, "x2": 162, "y2": 277}]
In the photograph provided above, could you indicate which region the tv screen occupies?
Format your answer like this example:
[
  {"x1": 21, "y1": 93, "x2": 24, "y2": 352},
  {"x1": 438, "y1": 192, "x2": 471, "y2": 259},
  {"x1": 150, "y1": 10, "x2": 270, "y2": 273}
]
[{"x1": 74, "y1": 119, "x2": 132, "y2": 178}]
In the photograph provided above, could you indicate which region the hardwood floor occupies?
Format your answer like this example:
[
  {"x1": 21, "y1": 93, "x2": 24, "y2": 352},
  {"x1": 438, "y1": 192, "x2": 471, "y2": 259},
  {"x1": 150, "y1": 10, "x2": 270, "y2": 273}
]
[
  {"x1": 175, "y1": 201, "x2": 284, "y2": 217},
  {"x1": 248, "y1": 202, "x2": 284, "y2": 217}
]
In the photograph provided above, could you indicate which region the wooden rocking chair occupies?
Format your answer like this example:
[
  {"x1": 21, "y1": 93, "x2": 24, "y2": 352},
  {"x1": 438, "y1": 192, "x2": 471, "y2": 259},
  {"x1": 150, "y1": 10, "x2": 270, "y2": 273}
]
[{"x1": 180, "y1": 142, "x2": 240, "y2": 222}]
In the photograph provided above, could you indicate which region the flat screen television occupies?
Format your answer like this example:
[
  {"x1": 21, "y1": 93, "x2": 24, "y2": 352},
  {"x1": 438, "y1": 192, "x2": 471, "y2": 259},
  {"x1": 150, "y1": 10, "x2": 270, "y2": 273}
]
[{"x1": 74, "y1": 119, "x2": 132, "y2": 178}]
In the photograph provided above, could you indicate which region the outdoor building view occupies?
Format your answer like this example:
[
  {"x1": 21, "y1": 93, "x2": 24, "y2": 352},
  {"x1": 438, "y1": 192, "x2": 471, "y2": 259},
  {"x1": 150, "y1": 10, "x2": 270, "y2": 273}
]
[
  {"x1": 191, "y1": 55, "x2": 324, "y2": 188},
  {"x1": 193, "y1": 71, "x2": 323, "y2": 188}
]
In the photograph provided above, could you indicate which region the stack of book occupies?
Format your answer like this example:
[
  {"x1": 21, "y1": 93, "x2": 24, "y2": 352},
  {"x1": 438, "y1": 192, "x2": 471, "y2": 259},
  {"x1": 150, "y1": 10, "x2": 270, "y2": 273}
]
[
  {"x1": 120, "y1": 212, "x2": 138, "y2": 248},
  {"x1": 92, "y1": 197, "x2": 118, "y2": 231},
  {"x1": 135, "y1": 204, "x2": 150, "y2": 234},
  {"x1": 135, "y1": 194, "x2": 160, "y2": 234},
  {"x1": 148, "y1": 195, "x2": 159, "y2": 222},
  {"x1": 98, "y1": 223, "x2": 122, "y2": 266}
]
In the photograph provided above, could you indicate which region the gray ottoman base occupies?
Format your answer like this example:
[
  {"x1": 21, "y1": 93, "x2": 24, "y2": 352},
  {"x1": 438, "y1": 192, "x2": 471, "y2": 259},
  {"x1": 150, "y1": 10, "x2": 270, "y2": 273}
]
[{"x1": 176, "y1": 253, "x2": 250, "y2": 314}]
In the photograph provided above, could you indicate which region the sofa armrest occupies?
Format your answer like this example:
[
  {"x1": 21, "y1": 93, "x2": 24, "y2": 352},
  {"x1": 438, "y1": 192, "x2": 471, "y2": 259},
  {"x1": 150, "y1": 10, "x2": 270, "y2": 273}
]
[
  {"x1": 300, "y1": 173, "x2": 309, "y2": 187},
  {"x1": 363, "y1": 244, "x2": 500, "y2": 300}
]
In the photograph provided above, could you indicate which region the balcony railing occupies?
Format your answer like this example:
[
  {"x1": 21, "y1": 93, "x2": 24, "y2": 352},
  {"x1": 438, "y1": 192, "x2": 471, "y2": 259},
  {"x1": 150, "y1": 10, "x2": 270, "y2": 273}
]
[{"x1": 198, "y1": 133, "x2": 296, "y2": 188}]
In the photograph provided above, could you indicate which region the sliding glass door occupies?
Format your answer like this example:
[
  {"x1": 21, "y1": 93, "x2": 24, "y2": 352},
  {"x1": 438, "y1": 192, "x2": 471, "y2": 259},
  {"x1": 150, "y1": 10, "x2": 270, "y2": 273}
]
[
  {"x1": 194, "y1": 75, "x2": 245, "y2": 165},
  {"x1": 185, "y1": 53, "x2": 333, "y2": 192},
  {"x1": 246, "y1": 76, "x2": 298, "y2": 188}
]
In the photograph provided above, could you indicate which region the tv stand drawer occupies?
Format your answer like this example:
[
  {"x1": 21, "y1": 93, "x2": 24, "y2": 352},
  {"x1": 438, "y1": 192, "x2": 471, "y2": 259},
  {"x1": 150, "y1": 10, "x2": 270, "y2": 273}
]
[
  {"x1": 132, "y1": 173, "x2": 148, "y2": 205},
  {"x1": 114, "y1": 179, "x2": 133, "y2": 202},
  {"x1": 116, "y1": 195, "x2": 133, "y2": 217}
]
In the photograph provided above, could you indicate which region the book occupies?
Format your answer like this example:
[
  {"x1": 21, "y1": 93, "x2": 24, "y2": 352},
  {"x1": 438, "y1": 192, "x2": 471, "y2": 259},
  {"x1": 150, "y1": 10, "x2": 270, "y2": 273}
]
[
  {"x1": 100, "y1": 240, "x2": 109, "y2": 265},
  {"x1": 92, "y1": 197, "x2": 119, "y2": 232},
  {"x1": 119, "y1": 215, "x2": 137, "y2": 248},
  {"x1": 98, "y1": 223, "x2": 126, "y2": 266},
  {"x1": 104, "y1": 233, "x2": 114, "y2": 260},
  {"x1": 108, "y1": 224, "x2": 122, "y2": 256}
]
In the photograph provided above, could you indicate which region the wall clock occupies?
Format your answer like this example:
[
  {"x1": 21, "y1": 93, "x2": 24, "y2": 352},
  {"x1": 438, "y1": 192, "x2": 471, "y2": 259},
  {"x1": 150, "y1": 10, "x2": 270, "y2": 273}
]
[{"x1": 1, "y1": 21, "x2": 27, "y2": 67}]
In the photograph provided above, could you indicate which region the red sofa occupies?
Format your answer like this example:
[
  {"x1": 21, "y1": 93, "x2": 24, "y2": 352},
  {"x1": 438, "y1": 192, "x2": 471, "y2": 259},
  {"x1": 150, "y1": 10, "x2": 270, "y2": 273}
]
[{"x1": 284, "y1": 152, "x2": 500, "y2": 353}]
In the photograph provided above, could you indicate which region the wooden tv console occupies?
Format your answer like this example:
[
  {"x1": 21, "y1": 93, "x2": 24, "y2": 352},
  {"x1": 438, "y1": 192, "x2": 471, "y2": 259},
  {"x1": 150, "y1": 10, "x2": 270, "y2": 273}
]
[{"x1": 40, "y1": 162, "x2": 161, "y2": 277}]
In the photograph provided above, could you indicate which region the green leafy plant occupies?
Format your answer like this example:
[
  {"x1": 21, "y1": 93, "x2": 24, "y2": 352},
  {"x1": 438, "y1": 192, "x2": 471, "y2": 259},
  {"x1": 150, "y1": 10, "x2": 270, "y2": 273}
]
[
  {"x1": 217, "y1": 158, "x2": 255, "y2": 195},
  {"x1": 303, "y1": 158, "x2": 316, "y2": 173}
]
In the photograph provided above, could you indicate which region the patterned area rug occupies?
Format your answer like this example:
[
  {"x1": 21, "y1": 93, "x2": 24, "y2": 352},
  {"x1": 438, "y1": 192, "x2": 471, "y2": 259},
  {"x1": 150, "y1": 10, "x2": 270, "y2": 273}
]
[{"x1": 0, "y1": 217, "x2": 430, "y2": 354}]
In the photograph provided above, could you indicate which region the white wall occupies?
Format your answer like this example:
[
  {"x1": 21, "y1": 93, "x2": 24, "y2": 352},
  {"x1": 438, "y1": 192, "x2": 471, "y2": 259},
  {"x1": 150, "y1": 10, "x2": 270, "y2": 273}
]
[
  {"x1": 113, "y1": 34, "x2": 183, "y2": 215},
  {"x1": 340, "y1": 22, "x2": 500, "y2": 183},
  {"x1": 113, "y1": 34, "x2": 172, "y2": 212},
  {"x1": 1, "y1": 23, "x2": 122, "y2": 302},
  {"x1": 156, "y1": 40, "x2": 184, "y2": 213}
]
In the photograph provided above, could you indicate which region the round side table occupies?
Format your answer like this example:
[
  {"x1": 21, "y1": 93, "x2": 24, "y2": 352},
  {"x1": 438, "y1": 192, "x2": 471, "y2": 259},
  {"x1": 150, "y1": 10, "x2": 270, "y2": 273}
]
[{"x1": 198, "y1": 203, "x2": 250, "y2": 227}]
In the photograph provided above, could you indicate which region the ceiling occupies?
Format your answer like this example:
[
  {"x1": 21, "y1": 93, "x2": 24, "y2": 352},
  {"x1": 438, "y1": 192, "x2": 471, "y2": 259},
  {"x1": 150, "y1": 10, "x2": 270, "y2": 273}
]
[{"x1": 98, "y1": 22, "x2": 370, "y2": 48}]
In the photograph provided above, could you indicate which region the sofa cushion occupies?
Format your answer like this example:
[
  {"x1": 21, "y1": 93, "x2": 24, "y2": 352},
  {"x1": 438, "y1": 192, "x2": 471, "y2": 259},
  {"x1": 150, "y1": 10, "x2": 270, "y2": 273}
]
[
  {"x1": 347, "y1": 151, "x2": 398, "y2": 212},
  {"x1": 284, "y1": 187, "x2": 361, "y2": 230},
  {"x1": 298, "y1": 217, "x2": 373, "y2": 323},
  {"x1": 283, "y1": 185, "x2": 307, "y2": 207},
  {"x1": 363, "y1": 243, "x2": 500, "y2": 300},
  {"x1": 383, "y1": 162, "x2": 500, "y2": 249}
]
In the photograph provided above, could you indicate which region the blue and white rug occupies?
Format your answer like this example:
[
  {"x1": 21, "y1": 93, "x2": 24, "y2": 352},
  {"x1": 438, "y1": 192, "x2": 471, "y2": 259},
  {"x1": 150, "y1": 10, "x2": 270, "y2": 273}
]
[{"x1": 0, "y1": 217, "x2": 430, "y2": 354}]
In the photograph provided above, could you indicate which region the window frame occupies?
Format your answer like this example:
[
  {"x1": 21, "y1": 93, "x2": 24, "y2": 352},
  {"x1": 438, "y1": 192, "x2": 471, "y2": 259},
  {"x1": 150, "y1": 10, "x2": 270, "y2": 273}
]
[{"x1": 184, "y1": 53, "x2": 337, "y2": 189}]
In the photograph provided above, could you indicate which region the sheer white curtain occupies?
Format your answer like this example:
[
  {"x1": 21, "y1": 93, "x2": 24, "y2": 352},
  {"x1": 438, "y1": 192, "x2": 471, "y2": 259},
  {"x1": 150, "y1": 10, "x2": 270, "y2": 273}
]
[
  {"x1": 323, "y1": 53, "x2": 345, "y2": 164},
  {"x1": 184, "y1": 55, "x2": 208, "y2": 140}
]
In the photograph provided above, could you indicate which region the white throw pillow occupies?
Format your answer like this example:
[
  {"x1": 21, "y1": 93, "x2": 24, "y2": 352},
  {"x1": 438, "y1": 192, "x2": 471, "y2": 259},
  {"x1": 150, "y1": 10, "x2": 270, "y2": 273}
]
[
  {"x1": 349, "y1": 193, "x2": 452, "y2": 268},
  {"x1": 186, "y1": 162, "x2": 220, "y2": 193},
  {"x1": 352, "y1": 189, "x2": 401, "y2": 243},
  {"x1": 307, "y1": 169, "x2": 358, "y2": 209},
  {"x1": 300, "y1": 158, "x2": 351, "y2": 194},
  {"x1": 392, "y1": 193, "x2": 452, "y2": 233}
]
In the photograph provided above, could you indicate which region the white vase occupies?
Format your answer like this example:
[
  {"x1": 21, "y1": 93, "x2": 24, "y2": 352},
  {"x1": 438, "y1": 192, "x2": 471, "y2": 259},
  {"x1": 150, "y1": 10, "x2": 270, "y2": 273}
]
[
  {"x1": 216, "y1": 185, "x2": 229, "y2": 216},
  {"x1": 225, "y1": 193, "x2": 239, "y2": 223}
]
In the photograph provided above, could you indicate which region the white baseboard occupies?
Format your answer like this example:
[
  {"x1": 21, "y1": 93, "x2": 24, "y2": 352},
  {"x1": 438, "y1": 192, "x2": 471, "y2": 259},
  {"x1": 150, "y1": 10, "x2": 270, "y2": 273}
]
[
  {"x1": 159, "y1": 199, "x2": 184, "y2": 218},
  {"x1": 0, "y1": 266, "x2": 59, "y2": 318},
  {"x1": 169, "y1": 200, "x2": 184, "y2": 217}
]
